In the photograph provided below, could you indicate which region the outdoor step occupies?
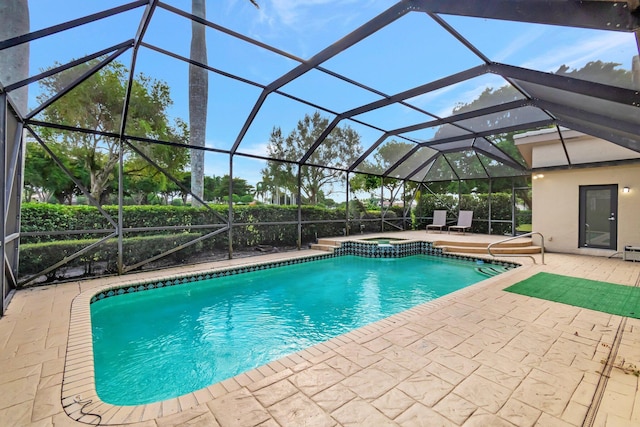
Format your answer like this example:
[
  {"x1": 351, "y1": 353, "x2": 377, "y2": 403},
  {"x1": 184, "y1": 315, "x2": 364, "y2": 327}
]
[
  {"x1": 317, "y1": 239, "x2": 341, "y2": 247},
  {"x1": 438, "y1": 245, "x2": 542, "y2": 255},
  {"x1": 310, "y1": 243, "x2": 338, "y2": 253},
  {"x1": 433, "y1": 239, "x2": 534, "y2": 248}
]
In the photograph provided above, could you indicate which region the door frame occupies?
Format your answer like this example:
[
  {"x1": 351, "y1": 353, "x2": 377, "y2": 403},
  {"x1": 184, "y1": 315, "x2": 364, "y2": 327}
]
[{"x1": 578, "y1": 184, "x2": 618, "y2": 249}]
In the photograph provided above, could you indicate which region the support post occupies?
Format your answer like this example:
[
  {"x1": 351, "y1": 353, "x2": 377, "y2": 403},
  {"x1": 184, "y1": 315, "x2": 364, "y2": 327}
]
[
  {"x1": 4, "y1": 112, "x2": 24, "y2": 285},
  {"x1": 117, "y1": 138, "x2": 124, "y2": 274},
  {"x1": 0, "y1": 93, "x2": 6, "y2": 315},
  {"x1": 402, "y1": 180, "x2": 407, "y2": 230},
  {"x1": 380, "y1": 177, "x2": 384, "y2": 232},
  {"x1": 297, "y1": 166, "x2": 302, "y2": 249},
  {"x1": 488, "y1": 178, "x2": 492, "y2": 235},
  {"x1": 511, "y1": 177, "x2": 516, "y2": 236},
  {"x1": 228, "y1": 155, "x2": 234, "y2": 259},
  {"x1": 11, "y1": 125, "x2": 23, "y2": 280},
  {"x1": 345, "y1": 171, "x2": 350, "y2": 236}
]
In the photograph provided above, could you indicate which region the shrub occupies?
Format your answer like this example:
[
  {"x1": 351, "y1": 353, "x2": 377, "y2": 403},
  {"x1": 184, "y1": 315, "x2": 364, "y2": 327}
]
[
  {"x1": 19, "y1": 233, "x2": 203, "y2": 286},
  {"x1": 413, "y1": 192, "x2": 517, "y2": 234},
  {"x1": 18, "y1": 202, "x2": 421, "y2": 285}
]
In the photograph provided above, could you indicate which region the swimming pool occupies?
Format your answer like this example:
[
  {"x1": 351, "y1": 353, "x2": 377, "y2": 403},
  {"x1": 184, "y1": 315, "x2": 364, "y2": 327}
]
[{"x1": 91, "y1": 254, "x2": 492, "y2": 405}]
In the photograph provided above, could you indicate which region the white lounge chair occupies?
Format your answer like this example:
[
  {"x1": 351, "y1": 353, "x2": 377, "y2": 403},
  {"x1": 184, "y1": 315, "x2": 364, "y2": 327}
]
[
  {"x1": 448, "y1": 210, "x2": 473, "y2": 234},
  {"x1": 426, "y1": 210, "x2": 447, "y2": 233}
]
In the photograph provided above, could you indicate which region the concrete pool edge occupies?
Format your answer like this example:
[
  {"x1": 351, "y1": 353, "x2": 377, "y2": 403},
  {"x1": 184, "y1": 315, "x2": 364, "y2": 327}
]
[
  {"x1": 62, "y1": 250, "x2": 335, "y2": 424},
  {"x1": 86, "y1": 240, "x2": 519, "y2": 304},
  {"x1": 62, "y1": 249, "x2": 522, "y2": 425}
]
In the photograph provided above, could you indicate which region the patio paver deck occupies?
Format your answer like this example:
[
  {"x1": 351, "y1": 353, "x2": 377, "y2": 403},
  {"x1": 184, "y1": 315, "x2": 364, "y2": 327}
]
[{"x1": 2, "y1": 232, "x2": 640, "y2": 426}]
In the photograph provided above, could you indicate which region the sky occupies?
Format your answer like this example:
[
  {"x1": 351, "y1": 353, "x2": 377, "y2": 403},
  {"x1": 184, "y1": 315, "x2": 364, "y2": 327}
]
[{"x1": 10, "y1": 0, "x2": 640, "y2": 198}]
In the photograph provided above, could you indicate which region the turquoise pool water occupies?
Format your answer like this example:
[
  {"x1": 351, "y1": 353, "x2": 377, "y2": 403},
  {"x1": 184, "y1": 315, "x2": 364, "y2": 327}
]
[
  {"x1": 362, "y1": 237, "x2": 406, "y2": 243},
  {"x1": 91, "y1": 254, "x2": 486, "y2": 405}
]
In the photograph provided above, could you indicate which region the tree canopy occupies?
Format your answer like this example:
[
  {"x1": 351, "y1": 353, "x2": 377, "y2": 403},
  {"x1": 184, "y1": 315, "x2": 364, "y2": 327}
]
[
  {"x1": 424, "y1": 60, "x2": 633, "y2": 199},
  {"x1": 205, "y1": 175, "x2": 253, "y2": 202},
  {"x1": 350, "y1": 139, "x2": 419, "y2": 204},
  {"x1": 261, "y1": 111, "x2": 362, "y2": 205},
  {"x1": 23, "y1": 140, "x2": 88, "y2": 204},
  {"x1": 36, "y1": 60, "x2": 188, "y2": 204}
]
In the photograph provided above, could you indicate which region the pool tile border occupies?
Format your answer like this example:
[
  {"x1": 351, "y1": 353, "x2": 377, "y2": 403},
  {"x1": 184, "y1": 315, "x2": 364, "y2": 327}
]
[
  {"x1": 89, "y1": 253, "x2": 332, "y2": 303},
  {"x1": 63, "y1": 241, "x2": 520, "y2": 425},
  {"x1": 89, "y1": 241, "x2": 519, "y2": 303}
]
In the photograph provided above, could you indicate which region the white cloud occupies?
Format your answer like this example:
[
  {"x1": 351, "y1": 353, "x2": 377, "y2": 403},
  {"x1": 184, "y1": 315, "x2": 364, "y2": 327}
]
[
  {"x1": 245, "y1": 0, "x2": 390, "y2": 57},
  {"x1": 267, "y1": 0, "x2": 364, "y2": 27},
  {"x1": 521, "y1": 31, "x2": 634, "y2": 72},
  {"x1": 203, "y1": 157, "x2": 229, "y2": 177},
  {"x1": 236, "y1": 159, "x2": 269, "y2": 186},
  {"x1": 492, "y1": 26, "x2": 547, "y2": 63},
  {"x1": 236, "y1": 141, "x2": 270, "y2": 157},
  {"x1": 407, "y1": 74, "x2": 507, "y2": 118}
]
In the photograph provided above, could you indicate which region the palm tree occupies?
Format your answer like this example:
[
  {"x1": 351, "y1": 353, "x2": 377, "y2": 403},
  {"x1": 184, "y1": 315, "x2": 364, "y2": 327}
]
[
  {"x1": 189, "y1": 0, "x2": 208, "y2": 207},
  {"x1": 189, "y1": 0, "x2": 258, "y2": 207}
]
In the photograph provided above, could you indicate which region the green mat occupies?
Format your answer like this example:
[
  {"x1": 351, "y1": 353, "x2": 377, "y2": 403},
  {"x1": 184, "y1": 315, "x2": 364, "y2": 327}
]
[{"x1": 504, "y1": 272, "x2": 640, "y2": 319}]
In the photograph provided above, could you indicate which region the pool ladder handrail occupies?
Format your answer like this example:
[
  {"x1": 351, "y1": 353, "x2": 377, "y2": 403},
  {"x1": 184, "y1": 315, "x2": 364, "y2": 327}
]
[{"x1": 487, "y1": 231, "x2": 545, "y2": 265}]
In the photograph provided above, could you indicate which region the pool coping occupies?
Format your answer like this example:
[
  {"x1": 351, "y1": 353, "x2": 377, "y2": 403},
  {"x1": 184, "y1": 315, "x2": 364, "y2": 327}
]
[{"x1": 62, "y1": 242, "x2": 520, "y2": 425}]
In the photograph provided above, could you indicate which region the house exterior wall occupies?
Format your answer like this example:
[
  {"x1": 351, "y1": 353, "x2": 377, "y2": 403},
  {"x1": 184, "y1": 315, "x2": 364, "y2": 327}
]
[{"x1": 533, "y1": 164, "x2": 640, "y2": 256}]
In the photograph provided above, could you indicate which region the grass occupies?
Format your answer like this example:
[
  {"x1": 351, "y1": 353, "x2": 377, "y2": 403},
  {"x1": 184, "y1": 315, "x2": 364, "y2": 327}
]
[
  {"x1": 504, "y1": 272, "x2": 640, "y2": 318},
  {"x1": 516, "y1": 224, "x2": 532, "y2": 232}
]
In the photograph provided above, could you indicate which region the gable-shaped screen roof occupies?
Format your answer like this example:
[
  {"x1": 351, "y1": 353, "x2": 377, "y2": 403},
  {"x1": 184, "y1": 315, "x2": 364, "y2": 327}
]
[{"x1": 1, "y1": 0, "x2": 639, "y2": 183}]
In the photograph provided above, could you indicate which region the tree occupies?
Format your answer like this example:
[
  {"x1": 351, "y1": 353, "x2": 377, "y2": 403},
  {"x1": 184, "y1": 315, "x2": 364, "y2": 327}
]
[
  {"x1": 207, "y1": 175, "x2": 253, "y2": 202},
  {"x1": 123, "y1": 134, "x2": 190, "y2": 204},
  {"x1": 261, "y1": 111, "x2": 362, "y2": 204},
  {"x1": 37, "y1": 61, "x2": 188, "y2": 204},
  {"x1": 189, "y1": 0, "x2": 259, "y2": 207},
  {"x1": 429, "y1": 60, "x2": 634, "y2": 205},
  {"x1": 203, "y1": 175, "x2": 219, "y2": 202},
  {"x1": 189, "y1": 0, "x2": 208, "y2": 207},
  {"x1": 350, "y1": 140, "x2": 419, "y2": 206},
  {"x1": 124, "y1": 173, "x2": 164, "y2": 205},
  {"x1": 157, "y1": 172, "x2": 188, "y2": 205},
  {"x1": 254, "y1": 181, "x2": 269, "y2": 203},
  {"x1": 556, "y1": 60, "x2": 634, "y2": 89},
  {"x1": 446, "y1": 61, "x2": 633, "y2": 160},
  {"x1": 23, "y1": 140, "x2": 89, "y2": 204}
]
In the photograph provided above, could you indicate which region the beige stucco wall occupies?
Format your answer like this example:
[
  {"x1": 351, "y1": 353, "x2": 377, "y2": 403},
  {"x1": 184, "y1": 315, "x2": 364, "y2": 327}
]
[{"x1": 533, "y1": 164, "x2": 640, "y2": 256}]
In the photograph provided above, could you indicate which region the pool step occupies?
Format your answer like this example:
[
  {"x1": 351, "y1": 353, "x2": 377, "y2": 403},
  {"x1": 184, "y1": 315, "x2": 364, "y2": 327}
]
[
  {"x1": 434, "y1": 239, "x2": 542, "y2": 255},
  {"x1": 438, "y1": 245, "x2": 542, "y2": 255},
  {"x1": 475, "y1": 265, "x2": 512, "y2": 277},
  {"x1": 311, "y1": 238, "x2": 541, "y2": 256},
  {"x1": 311, "y1": 239, "x2": 341, "y2": 253}
]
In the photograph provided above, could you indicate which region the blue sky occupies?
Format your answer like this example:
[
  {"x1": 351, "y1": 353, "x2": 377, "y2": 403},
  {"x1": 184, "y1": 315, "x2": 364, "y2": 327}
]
[{"x1": 16, "y1": 0, "x2": 640, "y2": 195}]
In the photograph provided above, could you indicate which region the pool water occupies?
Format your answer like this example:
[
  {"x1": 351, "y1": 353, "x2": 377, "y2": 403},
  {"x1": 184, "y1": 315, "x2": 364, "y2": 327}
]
[
  {"x1": 91, "y1": 254, "x2": 486, "y2": 405},
  {"x1": 363, "y1": 237, "x2": 406, "y2": 244}
]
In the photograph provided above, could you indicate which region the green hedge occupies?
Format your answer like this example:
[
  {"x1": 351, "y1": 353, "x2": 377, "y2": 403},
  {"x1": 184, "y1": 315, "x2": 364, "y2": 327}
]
[
  {"x1": 19, "y1": 233, "x2": 203, "y2": 284},
  {"x1": 517, "y1": 209, "x2": 532, "y2": 227},
  {"x1": 20, "y1": 203, "x2": 406, "y2": 284},
  {"x1": 20, "y1": 203, "x2": 404, "y2": 244},
  {"x1": 18, "y1": 198, "x2": 525, "y2": 285},
  {"x1": 20, "y1": 203, "x2": 228, "y2": 243},
  {"x1": 414, "y1": 193, "x2": 516, "y2": 235}
]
